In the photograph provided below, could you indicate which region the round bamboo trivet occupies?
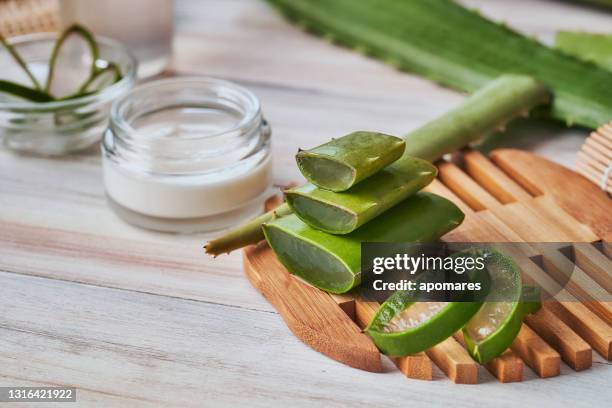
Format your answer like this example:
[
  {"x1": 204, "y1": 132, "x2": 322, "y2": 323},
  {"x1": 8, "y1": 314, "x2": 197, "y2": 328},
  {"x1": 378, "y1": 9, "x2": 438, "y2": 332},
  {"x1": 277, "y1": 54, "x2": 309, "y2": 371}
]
[{"x1": 577, "y1": 122, "x2": 612, "y2": 196}]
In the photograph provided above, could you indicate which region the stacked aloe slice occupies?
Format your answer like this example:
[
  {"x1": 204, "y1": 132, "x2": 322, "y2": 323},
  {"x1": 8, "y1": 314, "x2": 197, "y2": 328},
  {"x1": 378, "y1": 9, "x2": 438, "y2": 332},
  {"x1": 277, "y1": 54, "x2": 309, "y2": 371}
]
[
  {"x1": 264, "y1": 131, "x2": 462, "y2": 294},
  {"x1": 207, "y1": 74, "x2": 548, "y2": 362}
]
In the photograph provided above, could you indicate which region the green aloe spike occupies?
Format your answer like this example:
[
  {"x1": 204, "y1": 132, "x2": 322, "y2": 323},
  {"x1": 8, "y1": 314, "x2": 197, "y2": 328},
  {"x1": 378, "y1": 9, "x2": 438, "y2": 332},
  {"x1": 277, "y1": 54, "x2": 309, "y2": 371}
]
[
  {"x1": 267, "y1": 0, "x2": 612, "y2": 128},
  {"x1": 262, "y1": 192, "x2": 464, "y2": 293},
  {"x1": 204, "y1": 75, "x2": 549, "y2": 255},
  {"x1": 296, "y1": 131, "x2": 405, "y2": 191}
]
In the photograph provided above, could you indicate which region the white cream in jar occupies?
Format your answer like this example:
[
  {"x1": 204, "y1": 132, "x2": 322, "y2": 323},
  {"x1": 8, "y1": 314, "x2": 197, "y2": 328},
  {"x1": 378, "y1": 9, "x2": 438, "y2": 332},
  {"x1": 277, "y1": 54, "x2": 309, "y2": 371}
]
[{"x1": 102, "y1": 77, "x2": 273, "y2": 233}]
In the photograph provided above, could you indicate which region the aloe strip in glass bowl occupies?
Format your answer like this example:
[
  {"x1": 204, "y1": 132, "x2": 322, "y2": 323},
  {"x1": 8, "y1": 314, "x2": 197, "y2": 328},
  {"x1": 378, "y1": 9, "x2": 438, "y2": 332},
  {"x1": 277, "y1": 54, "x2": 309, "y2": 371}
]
[{"x1": 0, "y1": 28, "x2": 137, "y2": 155}]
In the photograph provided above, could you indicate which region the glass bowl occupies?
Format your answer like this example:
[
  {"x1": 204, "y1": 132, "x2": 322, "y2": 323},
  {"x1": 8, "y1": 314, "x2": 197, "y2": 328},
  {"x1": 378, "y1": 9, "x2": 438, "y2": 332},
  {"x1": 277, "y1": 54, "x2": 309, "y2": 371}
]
[{"x1": 0, "y1": 32, "x2": 137, "y2": 155}]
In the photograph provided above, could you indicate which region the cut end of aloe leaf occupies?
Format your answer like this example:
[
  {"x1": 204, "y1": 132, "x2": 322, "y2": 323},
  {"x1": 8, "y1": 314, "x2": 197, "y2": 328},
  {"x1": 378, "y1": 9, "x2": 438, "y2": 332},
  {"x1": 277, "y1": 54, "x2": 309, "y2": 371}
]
[
  {"x1": 462, "y1": 250, "x2": 540, "y2": 364},
  {"x1": 285, "y1": 189, "x2": 357, "y2": 234},
  {"x1": 296, "y1": 153, "x2": 357, "y2": 192},
  {"x1": 262, "y1": 215, "x2": 357, "y2": 293},
  {"x1": 295, "y1": 131, "x2": 405, "y2": 191},
  {"x1": 366, "y1": 250, "x2": 488, "y2": 356}
]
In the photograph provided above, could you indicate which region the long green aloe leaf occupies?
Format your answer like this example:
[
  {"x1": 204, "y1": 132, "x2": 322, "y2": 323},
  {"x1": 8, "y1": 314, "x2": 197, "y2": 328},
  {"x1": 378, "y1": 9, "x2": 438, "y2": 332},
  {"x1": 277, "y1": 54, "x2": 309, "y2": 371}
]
[
  {"x1": 556, "y1": 32, "x2": 612, "y2": 72},
  {"x1": 267, "y1": 0, "x2": 612, "y2": 128},
  {"x1": 262, "y1": 192, "x2": 464, "y2": 293},
  {"x1": 296, "y1": 131, "x2": 405, "y2": 191},
  {"x1": 285, "y1": 75, "x2": 547, "y2": 234},
  {"x1": 567, "y1": 0, "x2": 612, "y2": 9},
  {"x1": 204, "y1": 75, "x2": 548, "y2": 255},
  {"x1": 286, "y1": 156, "x2": 436, "y2": 234}
]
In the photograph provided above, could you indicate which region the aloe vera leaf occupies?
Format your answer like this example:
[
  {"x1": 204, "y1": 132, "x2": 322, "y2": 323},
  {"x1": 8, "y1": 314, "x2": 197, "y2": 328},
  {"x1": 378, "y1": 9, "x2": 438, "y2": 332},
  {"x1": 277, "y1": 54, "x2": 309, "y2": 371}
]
[
  {"x1": 204, "y1": 203, "x2": 292, "y2": 256},
  {"x1": 286, "y1": 156, "x2": 436, "y2": 234},
  {"x1": 0, "y1": 80, "x2": 54, "y2": 102},
  {"x1": 204, "y1": 75, "x2": 547, "y2": 254},
  {"x1": 403, "y1": 75, "x2": 549, "y2": 162},
  {"x1": 556, "y1": 32, "x2": 612, "y2": 72},
  {"x1": 262, "y1": 192, "x2": 464, "y2": 293},
  {"x1": 568, "y1": 0, "x2": 612, "y2": 9},
  {"x1": 285, "y1": 75, "x2": 546, "y2": 234},
  {"x1": 267, "y1": 0, "x2": 612, "y2": 128},
  {"x1": 45, "y1": 24, "x2": 99, "y2": 97},
  {"x1": 296, "y1": 131, "x2": 405, "y2": 191},
  {"x1": 0, "y1": 35, "x2": 42, "y2": 90}
]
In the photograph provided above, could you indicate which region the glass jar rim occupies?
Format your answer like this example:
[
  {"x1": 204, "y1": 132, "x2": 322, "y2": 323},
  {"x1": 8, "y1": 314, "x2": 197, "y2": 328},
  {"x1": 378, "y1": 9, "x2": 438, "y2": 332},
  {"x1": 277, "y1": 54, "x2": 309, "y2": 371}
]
[
  {"x1": 110, "y1": 76, "x2": 263, "y2": 143},
  {"x1": 0, "y1": 32, "x2": 138, "y2": 110}
]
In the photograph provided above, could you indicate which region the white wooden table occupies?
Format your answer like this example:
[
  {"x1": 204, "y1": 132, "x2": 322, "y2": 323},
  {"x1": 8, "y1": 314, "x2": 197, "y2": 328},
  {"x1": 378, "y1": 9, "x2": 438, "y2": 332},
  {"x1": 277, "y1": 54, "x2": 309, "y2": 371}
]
[{"x1": 1, "y1": 0, "x2": 610, "y2": 406}]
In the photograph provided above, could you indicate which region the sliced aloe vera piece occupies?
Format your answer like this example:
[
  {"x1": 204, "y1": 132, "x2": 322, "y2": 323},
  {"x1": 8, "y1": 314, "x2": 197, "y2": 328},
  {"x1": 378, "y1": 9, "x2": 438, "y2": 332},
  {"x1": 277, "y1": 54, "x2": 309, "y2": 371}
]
[
  {"x1": 45, "y1": 24, "x2": 99, "y2": 98},
  {"x1": 296, "y1": 131, "x2": 405, "y2": 191},
  {"x1": 556, "y1": 32, "x2": 612, "y2": 72},
  {"x1": 263, "y1": 192, "x2": 464, "y2": 293},
  {"x1": 267, "y1": 0, "x2": 612, "y2": 128},
  {"x1": 286, "y1": 156, "x2": 436, "y2": 234},
  {"x1": 365, "y1": 248, "x2": 489, "y2": 356},
  {"x1": 462, "y1": 250, "x2": 541, "y2": 364}
]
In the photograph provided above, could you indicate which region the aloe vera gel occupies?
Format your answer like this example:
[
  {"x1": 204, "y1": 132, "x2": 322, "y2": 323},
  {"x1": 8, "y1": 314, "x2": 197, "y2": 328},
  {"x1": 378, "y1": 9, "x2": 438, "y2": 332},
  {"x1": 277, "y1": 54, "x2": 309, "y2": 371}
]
[
  {"x1": 263, "y1": 192, "x2": 464, "y2": 293},
  {"x1": 296, "y1": 131, "x2": 405, "y2": 191}
]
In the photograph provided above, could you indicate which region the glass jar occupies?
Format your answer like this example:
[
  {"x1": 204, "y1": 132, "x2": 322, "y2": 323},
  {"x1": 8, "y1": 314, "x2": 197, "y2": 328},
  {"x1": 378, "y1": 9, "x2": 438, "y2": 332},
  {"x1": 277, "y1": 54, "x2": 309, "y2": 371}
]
[
  {"x1": 0, "y1": 33, "x2": 137, "y2": 155},
  {"x1": 59, "y1": 0, "x2": 174, "y2": 78},
  {"x1": 102, "y1": 77, "x2": 273, "y2": 233}
]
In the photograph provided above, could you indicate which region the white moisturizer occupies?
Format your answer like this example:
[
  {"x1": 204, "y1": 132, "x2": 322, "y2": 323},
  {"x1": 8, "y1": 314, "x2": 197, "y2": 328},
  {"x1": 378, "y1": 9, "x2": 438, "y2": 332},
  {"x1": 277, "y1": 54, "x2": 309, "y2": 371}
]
[{"x1": 102, "y1": 77, "x2": 273, "y2": 233}]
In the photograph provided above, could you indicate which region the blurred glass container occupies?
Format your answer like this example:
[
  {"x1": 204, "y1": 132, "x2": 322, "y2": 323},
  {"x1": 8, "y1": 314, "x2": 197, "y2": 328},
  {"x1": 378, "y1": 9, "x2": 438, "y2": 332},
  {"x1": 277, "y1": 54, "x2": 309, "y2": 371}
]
[
  {"x1": 102, "y1": 77, "x2": 273, "y2": 233},
  {"x1": 59, "y1": 0, "x2": 174, "y2": 78},
  {"x1": 0, "y1": 33, "x2": 137, "y2": 155}
]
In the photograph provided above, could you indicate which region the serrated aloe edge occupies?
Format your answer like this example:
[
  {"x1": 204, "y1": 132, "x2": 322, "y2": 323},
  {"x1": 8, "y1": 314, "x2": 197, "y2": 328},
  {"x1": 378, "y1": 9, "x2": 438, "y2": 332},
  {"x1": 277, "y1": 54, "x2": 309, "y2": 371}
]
[
  {"x1": 204, "y1": 75, "x2": 549, "y2": 255},
  {"x1": 267, "y1": 0, "x2": 612, "y2": 128}
]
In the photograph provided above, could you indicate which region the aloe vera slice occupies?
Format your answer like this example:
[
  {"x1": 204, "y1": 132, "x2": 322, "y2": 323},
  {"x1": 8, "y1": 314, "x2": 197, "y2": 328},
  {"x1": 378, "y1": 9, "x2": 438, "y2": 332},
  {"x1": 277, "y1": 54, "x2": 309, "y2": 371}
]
[
  {"x1": 462, "y1": 250, "x2": 541, "y2": 364},
  {"x1": 268, "y1": 0, "x2": 612, "y2": 128},
  {"x1": 296, "y1": 131, "x2": 405, "y2": 191},
  {"x1": 365, "y1": 257, "x2": 488, "y2": 356},
  {"x1": 556, "y1": 32, "x2": 612, "y2": 72},
  {"x1": 45, "y1": 24, "x2": 99, "y2": 98},
  {"x1": 0, "y1": 35, "x2": 42, "y2": 90},
  {"x1": 263, "y1": 192, "x2": 464, "y2": 293},
  {"x1": 286, "y1": 156, "x2": 435, "y2": 234}
]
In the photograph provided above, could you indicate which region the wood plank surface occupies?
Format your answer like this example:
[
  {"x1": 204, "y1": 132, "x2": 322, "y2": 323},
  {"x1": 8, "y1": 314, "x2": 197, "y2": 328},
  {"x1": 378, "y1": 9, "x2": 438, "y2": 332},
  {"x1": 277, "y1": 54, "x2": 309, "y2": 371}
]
[{"x1": 1, "y1": 0, "x2": 612, "y2": 406}]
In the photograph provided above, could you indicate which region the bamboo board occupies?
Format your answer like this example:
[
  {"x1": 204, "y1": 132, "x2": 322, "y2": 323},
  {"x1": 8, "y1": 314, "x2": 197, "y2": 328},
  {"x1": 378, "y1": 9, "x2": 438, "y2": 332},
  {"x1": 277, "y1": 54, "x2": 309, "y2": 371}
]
[{"x1": 243, "y1": 148, "x2": 612, "y2": 384}]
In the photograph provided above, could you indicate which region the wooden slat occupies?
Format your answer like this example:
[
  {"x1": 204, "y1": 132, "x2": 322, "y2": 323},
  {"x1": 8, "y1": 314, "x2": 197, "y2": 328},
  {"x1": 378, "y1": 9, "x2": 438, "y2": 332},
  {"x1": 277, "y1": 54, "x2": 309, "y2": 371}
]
[
  {"x1": 462, "y1": 150, "x2": 532, "y2": 203},
  {"x1": 353, "y1": 299, "x2": 433, "y2": 381},
  {"x1": 424, "y1": 337, "x2": 479, "y2": 384},
  {"x1": 491, "y1": 149, "x2": 612, "y2": 242},
  {"x1": 454, "y1": 331, "x2": 523, "y2": 383},
  {"x1": 511, "y1": 324, "x2": 561, "y2": 378},
  {"x1": 545, "y1": 300, "x2": 612, "y2": 360},
  {"x1": 437, "y1": 161, "x2": 501, "y2": 211},
  {"x1": 524, "y1": 307, "x2": 592, "y2": 371},
  {"x1": 571, "y1": 243, "x2": 612, "y2": 293},
  {"x1": 539, "y1": 249, "x2": 612, "y2": 326}
]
